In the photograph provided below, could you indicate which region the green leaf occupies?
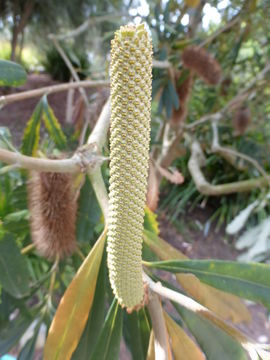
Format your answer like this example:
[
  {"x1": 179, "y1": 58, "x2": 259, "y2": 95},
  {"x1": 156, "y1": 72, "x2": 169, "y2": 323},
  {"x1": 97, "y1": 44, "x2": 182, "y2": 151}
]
[
  {"x1": 76, "y1": 177, "x2": 101, "y2": 244},
  {"x1": 0, "y1": 59, "x2": 27, "y2": 87},
  {"x1": 124, "y1": 309, "x2": 151, "y2": 360},
  {"x1": 144, "y1": 207, "x2": 159, "y2": 236},
  {"x1": 0, "y1": 233, "x2": 31, "y2": 298},
  {"x1": 168, "y1": 80, "x2": 179, "y2": 110},
  {"x1": 72, "y1": 253, "x2": 106, "y2": 359},
  {"x1": 21, "y1": 100, "x2": 43, "y2": 156},
  {"x1": 174, "y1": 304, "x2": 247, "y2": 360},
  {"x1": 90, "y1": 298, "x2": 123, "y2": 360},
  {"x1": 42, "y1": 95, "x2": 67, "y2": 150},
  {"x1": 146, "y1": 259, "x2": 270, "y2": 309},
  {"x1": 0, "y1": 315, "x2": 32, "y2": 356}
]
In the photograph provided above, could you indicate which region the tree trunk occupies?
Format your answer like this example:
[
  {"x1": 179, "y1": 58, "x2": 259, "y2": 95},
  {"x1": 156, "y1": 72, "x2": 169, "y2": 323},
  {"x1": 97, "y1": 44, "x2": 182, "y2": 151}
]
[{"x1": 10, "y1": 0, "x2": 35, "y2": 62}]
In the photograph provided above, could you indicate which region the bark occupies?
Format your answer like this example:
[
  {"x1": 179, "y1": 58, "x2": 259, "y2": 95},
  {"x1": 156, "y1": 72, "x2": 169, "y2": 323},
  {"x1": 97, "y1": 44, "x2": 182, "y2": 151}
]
[{"x1": 10, "y1": 0, "x2": 34, "y2": 61}]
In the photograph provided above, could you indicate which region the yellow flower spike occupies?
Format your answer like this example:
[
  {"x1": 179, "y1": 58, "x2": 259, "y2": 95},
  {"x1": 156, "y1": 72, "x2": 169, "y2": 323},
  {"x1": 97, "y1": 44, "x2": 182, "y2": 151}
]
[{"x1": 107, "y1": 24, "x2": 152, "y2": 310}]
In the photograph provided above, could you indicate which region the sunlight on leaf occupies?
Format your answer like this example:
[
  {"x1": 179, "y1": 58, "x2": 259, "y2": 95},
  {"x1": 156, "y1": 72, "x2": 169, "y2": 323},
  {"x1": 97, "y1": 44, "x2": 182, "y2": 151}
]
[
  {"x1": 43, "y1": 228, "x2": 107, "y2": 360},
  {"x1": 164, "y1": 312, "x2": 205, "y2": 360},
  {"x1": 42, "y1": 95, "x2": 67, "y2": 150},
  {"x1": 21, "y1": 100, "x2": 43, "y2": 156}
]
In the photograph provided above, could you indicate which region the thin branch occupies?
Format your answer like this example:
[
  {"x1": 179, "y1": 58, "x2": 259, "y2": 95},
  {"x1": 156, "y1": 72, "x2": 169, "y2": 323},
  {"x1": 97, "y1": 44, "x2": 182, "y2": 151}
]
[
  {"x1": 147, "y1": 292, "x2": 171, "y2": 360},
  {"x1": 153, "y1": 60, "x2": 171, "y2": 69},
  {"x1": 143, "y1": 272, "x2": 254, "y2": 349},
  {"x1": 188, "y1": 140, "x2": 269, "y2": 195},
  {"x1": 199, "y1": 15, "x2": 240, "y2": 48},
  {"x1": 0, "y1": 79, "x2": 109, "y2": 106},
  {"x1": 87, "y1": 99, "x2": 111, "y2": 149},
  {"x1": 49, "y1": 36, "x2": 90, "y2": 108},
  {"x1": 53, "y1": 13, "x2": 129, "y2": 40},
  {"x1": 211, "y1": 121, "x2": 270, "y2": 182},
  {"x1": 185, "y1": 62, "x2": 270, "y2": 130}
]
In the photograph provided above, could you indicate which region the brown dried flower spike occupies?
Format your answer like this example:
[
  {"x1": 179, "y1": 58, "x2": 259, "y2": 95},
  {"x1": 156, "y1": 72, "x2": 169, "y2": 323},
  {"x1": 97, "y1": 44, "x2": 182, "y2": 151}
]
[
  {"x1": 28, "y1": 171, "x2": 77, "y2": 260},
  {"x1": 182, "y1": 46, "x2": 222, "y2": 85}
]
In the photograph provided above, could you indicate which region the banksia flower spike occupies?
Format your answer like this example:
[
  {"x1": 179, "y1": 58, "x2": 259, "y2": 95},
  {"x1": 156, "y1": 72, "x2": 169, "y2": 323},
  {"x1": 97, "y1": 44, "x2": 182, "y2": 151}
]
[
  {"x1": 28, "y1": 171, "x2": 77, "y2": 260},
  {"x1": 107, "y1": 24, "x2": 152, "y2": 310},
  {"x1": 233, "y1": 106, "x2": 251, "y2": 135},
  {"x1": 182, "y1": 46, "x2": 222, "y2": 85}
]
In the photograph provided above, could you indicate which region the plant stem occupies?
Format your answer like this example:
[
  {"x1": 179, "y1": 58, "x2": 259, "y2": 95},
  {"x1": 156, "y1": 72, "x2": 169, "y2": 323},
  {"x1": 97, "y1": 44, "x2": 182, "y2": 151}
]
[{"x1": 0, "y1": 80, "x2": 109, "y2": 106}]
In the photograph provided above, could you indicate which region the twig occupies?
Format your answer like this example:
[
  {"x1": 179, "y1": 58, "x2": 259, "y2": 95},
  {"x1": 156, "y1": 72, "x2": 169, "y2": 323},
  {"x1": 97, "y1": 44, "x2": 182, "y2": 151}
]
[
  {"x1": 147, "y1": 292, "x2": 171, "y2": 360},
  {"x1": 49, "y1": 36, "x2": 90, "y2": 108},
  {"x1": 86, "y1": 99, "x2": 111, "y2": 221},
  {"x1": 153, "y1": 60, "x2": 171, "y2": 69},
  {"x1": 185, "y1": 62, "x2": 270, "y2": 129},
  {"x1": 0, "y1": 146, "x2": 104, "y2": 173},
  {"x1": 143, "y1": 272, "x2": 252, "y2": 347},
  {"x1": 53, "y1": 13, "x2": 129, "y2": 40},
  {"x1": 211, "y1": 121, "x2": 270, "y2": 182},
  {"x1": 199, "y1": 16, "x2": 240, "y2": 48},
  {"x1": 0, "y1": 80, "x2": 109, "y2": 106},
  {"x1": 188, "y1": 140, "x2": 269, "y2": 195},
  {"x1": 21, "y1": 243, "x2": 35, "y2": 255}
]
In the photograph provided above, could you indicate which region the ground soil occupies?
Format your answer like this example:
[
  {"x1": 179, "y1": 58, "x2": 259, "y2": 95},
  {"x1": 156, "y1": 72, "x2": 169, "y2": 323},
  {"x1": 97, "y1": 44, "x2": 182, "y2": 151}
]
[{"x1": 1, "y1": 74, "x2": 269, "y2": 359}]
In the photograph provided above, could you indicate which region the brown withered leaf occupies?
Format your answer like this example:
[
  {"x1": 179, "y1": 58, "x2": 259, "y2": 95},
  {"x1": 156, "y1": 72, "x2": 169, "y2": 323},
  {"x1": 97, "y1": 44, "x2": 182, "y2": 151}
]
[
  {"x1": 177, "y1": 273, "x2": 251, "y2": 324},
  {"x1": 164, "y1": 312, "x2": 205, "y2": 360},
  {"x1": 143, "y1": 228, "x2": 251, "y2": 324},
  {"x1": 43, "y1": 229, "x2": 107, "y2": 360}
]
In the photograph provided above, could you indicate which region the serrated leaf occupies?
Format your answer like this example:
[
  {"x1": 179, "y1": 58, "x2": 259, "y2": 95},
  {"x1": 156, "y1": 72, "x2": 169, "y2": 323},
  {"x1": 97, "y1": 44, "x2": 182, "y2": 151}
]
[
  {"x1": 42, "y1": 95, "x2": 67, "y2": 150},
  {"x1": 72, "y1": 253, "x2": 106, "y2": 359},
  {"x1": 90, "y1": 298, "x2": 123, "y2": 360},
  {"x1": 0, "y1": 315, "x2": 33, "y2": 356},
  {"x1": 21, "y1": 100, "x2": 43, "y2": 156},
  {"x1": 164, "y1": 312, "x2": 205, "y2": 360},
  {"x1": 147, "y1": 259, "x2": 270, "y2": 309},
  {"x1": 44, "y1": 229, "x2": 107, "y2": 360},
  {"x1": 0, "y1": 59, "x2": 27, "y2": 87},
  {"x1": 0, "y1": 233, "x2": 31, "y2": 298},
  {"x1": 173, "y1": 304, "x2": 247, "y2": 360}
]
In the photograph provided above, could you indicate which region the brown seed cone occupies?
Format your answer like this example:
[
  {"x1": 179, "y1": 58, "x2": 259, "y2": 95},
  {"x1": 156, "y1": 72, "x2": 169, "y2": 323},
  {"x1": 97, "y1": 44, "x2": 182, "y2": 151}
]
[
  {"x1": 28, "y1": 171, "x2": 78, "y2": 260},
  {"x1": 233, "y1": 107, "x2": 251, "y2": 135},
  {"x1": 182, "y1": 46, "x2": 222, "y2": 85},
  {"x1": 171, "y1": 71, "x2": 194, "y2": 128}
]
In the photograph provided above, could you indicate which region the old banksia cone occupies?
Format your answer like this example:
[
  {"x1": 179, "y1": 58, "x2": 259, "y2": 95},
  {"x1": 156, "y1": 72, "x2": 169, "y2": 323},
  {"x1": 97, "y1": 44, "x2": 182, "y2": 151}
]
[
  {"x1": 107, "y1": 24, "x2": 152, "y2": 309},
  {"x1": 28, "y1": 171, "x2": 77, "y2": 260},
  {"x1": 182, "y1": 46, "x2": 222, "y2": 85}
]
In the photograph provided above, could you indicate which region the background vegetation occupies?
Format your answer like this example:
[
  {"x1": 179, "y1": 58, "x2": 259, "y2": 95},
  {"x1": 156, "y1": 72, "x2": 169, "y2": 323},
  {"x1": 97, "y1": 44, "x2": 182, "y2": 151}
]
[{"x1": 0, "y1": 0, "x2": 270, "y2": 359}]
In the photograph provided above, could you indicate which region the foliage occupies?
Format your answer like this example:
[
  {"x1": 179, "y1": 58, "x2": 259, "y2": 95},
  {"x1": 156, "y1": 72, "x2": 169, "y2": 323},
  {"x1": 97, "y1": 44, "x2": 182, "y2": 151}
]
[
  {"x1": 0, "y1": 2, "x2": 270, "y2": 360},
  {"x1": 42, "y1": 45, "x2": 90, "y2": 82}
]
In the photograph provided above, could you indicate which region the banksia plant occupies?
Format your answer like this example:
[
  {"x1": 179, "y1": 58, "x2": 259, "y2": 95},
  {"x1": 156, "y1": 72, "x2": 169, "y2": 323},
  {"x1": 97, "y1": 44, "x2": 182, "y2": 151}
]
[
  {"x1": 107, "y1": 24, "x2": 152, "y2": 310},
  {"x1": 182, "y1": 46, "x2": 222, "y2": 85},
  {"x1": 28, "y1": 171, "x2": 77, "y2": 260}
]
